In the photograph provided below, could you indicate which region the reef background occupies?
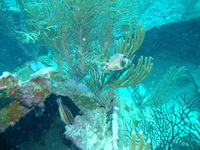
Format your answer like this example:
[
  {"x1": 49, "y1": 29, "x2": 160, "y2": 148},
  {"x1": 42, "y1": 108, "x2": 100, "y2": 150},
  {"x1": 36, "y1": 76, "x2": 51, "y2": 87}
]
[{"x1": 0, "y1": 0, "x2": 200, "y2": 150}]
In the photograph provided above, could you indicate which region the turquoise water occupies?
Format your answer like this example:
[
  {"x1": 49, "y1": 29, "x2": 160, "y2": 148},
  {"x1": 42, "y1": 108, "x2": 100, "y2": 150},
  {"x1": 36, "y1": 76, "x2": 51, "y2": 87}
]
[{"x1": 0, "y1": 0, "x2": 200, "y2": 150}]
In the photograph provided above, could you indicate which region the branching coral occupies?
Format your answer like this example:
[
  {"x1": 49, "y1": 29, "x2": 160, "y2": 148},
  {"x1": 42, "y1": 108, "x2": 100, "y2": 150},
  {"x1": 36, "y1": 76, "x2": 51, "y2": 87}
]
[
  {"x1": 84, "y1": 24, "x2": 153, "y2": 107},
  {"x1": 131, "y1": 131, "x2": 150, "y2": 150},
  {"x1": 13, "y1": 0, "x2": 153, "y2": 109},
  {"x1": 145, "y1": 66, "x2": 187, "y2": 107},
  {"x1": 124, "y1": 93, "x2": 200, "y2": 150}
]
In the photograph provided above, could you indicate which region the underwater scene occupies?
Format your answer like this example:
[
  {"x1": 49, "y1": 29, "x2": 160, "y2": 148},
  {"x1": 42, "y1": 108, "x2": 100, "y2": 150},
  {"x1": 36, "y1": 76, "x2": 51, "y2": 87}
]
[{"x1": 0, "y1": 0, "x2": 200, "y2": 150}]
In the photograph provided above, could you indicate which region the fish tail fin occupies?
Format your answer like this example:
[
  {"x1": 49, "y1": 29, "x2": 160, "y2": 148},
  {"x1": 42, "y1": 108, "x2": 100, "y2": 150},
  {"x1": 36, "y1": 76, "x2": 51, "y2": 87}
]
[{"x1": 56, "y1": 97, "x2": 62, "y2": 105}]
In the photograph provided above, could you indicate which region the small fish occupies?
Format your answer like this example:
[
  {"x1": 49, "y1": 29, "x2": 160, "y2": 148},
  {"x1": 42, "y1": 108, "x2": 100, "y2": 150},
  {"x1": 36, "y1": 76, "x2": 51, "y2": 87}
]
[
  {"x1": 34, "y1": 106, "x2": 45, "y2": 117},
  {"x1": 56, "y1": 98, "x2": 74, "y2": 125},
  {"x1": 102, "y1": 53, "x2": 129, "y2": 71}
]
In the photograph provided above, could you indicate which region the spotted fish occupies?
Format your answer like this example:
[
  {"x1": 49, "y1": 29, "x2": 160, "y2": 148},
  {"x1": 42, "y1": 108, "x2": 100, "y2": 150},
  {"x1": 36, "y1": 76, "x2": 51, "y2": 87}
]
[{"x1": 102, "y1": 53, "x2": 129, "y2": 71}]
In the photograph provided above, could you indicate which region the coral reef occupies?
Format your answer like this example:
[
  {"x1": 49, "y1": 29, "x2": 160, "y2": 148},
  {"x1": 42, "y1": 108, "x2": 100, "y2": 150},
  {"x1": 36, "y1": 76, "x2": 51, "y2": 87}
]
[
  {"x1": 0, "y1": 100, "x2": 31, "y2": 133},
  {"x1": 19, "y1": 67, "x2": 55, "y2": 108},
  {"x1": 0, "y1": 72, "x2": 20, "y2": 100},
  {"x1": 0, "y1": 67, "x2": 56, "y2": 132},
  {"x1": 0, "y1": 0, "x2": 200, "y2": 149},
  {"x1": 65, "y1": 108, "x2": 108, "y2": 149}
]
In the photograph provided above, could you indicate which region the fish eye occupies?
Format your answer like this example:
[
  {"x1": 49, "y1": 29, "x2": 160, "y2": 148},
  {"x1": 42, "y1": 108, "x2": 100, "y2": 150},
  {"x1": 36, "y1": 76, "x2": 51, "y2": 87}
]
[{"x1": 123, "y1": 55, "x2": 126, "y2": 58}]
